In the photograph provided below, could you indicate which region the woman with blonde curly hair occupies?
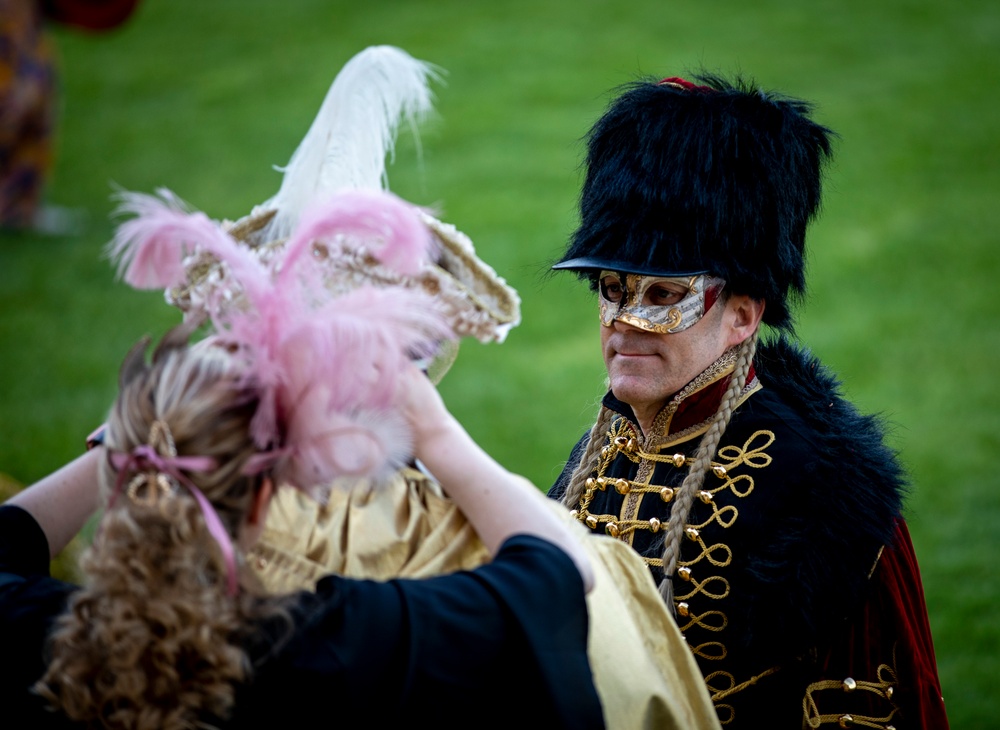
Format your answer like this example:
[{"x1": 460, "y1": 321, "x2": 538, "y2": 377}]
[{"x1": 0, "y1": 188, "x2": 601, "y2": 729}]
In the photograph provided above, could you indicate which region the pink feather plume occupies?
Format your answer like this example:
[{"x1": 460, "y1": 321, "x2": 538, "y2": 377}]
[
  {"x1": 111, "y1": 186, "x2": 454, "y2": 493},
  {"x1": 281, "y1": 189, "x2": 434, "y2": 284},
  {"x1": 109, "y1": 189, "x2": 272, "y2": 299}
]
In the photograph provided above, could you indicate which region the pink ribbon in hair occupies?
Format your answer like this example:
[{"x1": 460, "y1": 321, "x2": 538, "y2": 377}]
[{"x1": 108, "y1": 447, "x2": 240, "y2": 597}]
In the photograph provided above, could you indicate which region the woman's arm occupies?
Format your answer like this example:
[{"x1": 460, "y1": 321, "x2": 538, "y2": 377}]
[
  {"x1": 5, "y1": 448, "x2": 103, "y2": 559},
  {"x1": 401, "y1": 364, "x2": 594, "y2": 592}
]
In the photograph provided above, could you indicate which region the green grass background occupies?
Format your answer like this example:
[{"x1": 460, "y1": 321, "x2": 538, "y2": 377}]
[{"x1": 1, "y1": 0, "x2": 997, "y2": 725}]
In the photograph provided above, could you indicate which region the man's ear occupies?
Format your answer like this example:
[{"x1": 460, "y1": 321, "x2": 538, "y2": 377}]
[{"x1": 726, "y1": 295, "x2": 765, "y2": 348}]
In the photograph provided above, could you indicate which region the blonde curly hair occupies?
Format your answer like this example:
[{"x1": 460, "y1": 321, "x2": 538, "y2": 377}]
[{"x1": 35, "y1": 330, "x2": 290, "y2": 729}]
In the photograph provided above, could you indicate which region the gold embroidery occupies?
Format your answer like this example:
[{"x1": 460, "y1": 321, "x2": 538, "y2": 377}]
[
  {"x1": 802, "y1": 659, "x2": 900, "y2": 729},
  {"x1": 680, "y1": 540, "x2": 733, "y2": 568},
  {"x1": 707, "y1": 667, "x2": 782, "y2": 725},
  {"x1": 690, "y1": 503, "x2": 739, "y2": 530},
  {"x1": 675, "y1": 572, "x2": 730, "y2": 602},
  {"x1": 691, "y1": 641, "x2": 727, "y2": 661},
  {"x1": 572, "y1": 366, "x2": 781, "y2": 726},
  {"x1": 672, "y1": 429, "x2": 776, "y2": 724},
  {"x1": 677, "y1": 608, "x2": 728, "y2": 633},
  {"x1": 705, "y1": 667, "x2": 781, "y2": 702},
  {"x1": 647, "y1": 351, "x2": 738, "y2": 447},
  {"x1": 655, "y1": 375, "x2": 762, "y2": 450}
]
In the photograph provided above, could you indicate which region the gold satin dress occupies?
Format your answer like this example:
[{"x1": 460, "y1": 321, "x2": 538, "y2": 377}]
[{"x1": 250, "y1": 468, "x2": 721, "y2": 730}]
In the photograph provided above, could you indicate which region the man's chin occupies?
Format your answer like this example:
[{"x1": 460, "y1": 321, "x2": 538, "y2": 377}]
[{"x1": 608, "y1": 377, "x2": 672, "y2": 411}]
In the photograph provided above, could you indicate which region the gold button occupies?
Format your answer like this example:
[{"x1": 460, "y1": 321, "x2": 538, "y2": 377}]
[
  {"x1": 672, "y1": 453, "x2": 686, "y2": 467},
  {"x1": 585, "y1": 515, "x2": 599, "y2": 529},
  {"x1": 649, "y1": 517, "x2": 661, "y2": 532},
  {"x1": 625, "y1": 438, "x2": 636, "y2": 452},
  {"x1": 601, "y1": 446, "x2": 610, "y2": 458},
  {"x1": 698, "y1": 490, "x2": 713, "y2": 504},
  {"x1": 677, "y1": 567, "x2": 692, "y2": 581},
  {"x1": 838, "y1": 715, "x2": 853, "y2": 728},
  {"x1": 585, "y1": 477, "x2": 596, "y2": 490},
  {"x1": 569, "y1": 509, "x2": 580, "y2": 520},
  {"x1": 685, "y1": 526, "x2": 700, "y2": 541},
  {"x1": 615, "y1": 478, "x2": 630, "y2": 494},
  {"x1": 842, "y1": 677, "x2": 857, "y2": 692},
  {"x1": 885, "y1": 686, "x2": 894, "y2": 700},
  {"x1": 605, "y1": 522, "x2": 620, "y2": 537},
  {"x1": 712, "y1": 465, "x2": 727, "y2": 478},
  {"x1": 614, "y1": 436, "x2": 628, "y2": 447},
  {"x1": 596, "y1": 477, "x2": 608, "y2": 490},
  {"x1": 660, "y1": 487, "x2": 675, "y2": 502},
  {"x1": 676, "y1": 602, "x2": 690, "y2": 617}
]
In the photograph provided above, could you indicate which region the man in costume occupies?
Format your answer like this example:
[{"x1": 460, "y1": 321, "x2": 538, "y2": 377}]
[{"x1": 548, "y1": 74, "x2": 949, "y2": 729}]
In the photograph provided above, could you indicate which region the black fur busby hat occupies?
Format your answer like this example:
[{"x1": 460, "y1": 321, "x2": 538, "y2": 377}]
[{"x1": 553, "y1": 74, "x2": 834, "y2": 331}]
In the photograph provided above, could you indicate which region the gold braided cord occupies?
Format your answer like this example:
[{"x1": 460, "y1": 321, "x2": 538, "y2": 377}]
[
  {"x1": 562, "y1": 405, "x2": 615, "y2": 510},
  {"x1": 802, "y1": 662, "x2": 900, "y2": 729},
  {"x1": 658, "y1": 333, "x2": 759, "y2": 602},
  {"x1": 690, "y1": 641, "x2": 727, "y2": 661},
  {"x1": 708, "y1": 666, "x2": 781, "y2": 702},
  {"x1": 576, "y1": 429, "x2": 772, "y2": 556},
  {"x1": 680, "y1": 538, "x2": 733, "y2": 568},
  {"x1": 674, "y1": 572, "x2": 730, "y2": 602},
  {"x1": 705, "y1": 666, "x2": 781, "y2": 726},
  {"x1": 676, "y1": 608, "x2": 727, "y2": 634}
]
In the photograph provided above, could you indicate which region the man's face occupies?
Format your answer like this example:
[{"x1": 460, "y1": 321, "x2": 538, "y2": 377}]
[{"x1": 600, "y1": 282, "x2": 733, "y2": 429}]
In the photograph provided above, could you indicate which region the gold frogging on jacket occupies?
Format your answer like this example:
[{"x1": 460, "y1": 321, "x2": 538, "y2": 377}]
[
  {"x1": 803, "y1": 654, "x2": 900, "y2": 729},
  {"x1": 570, "y1": 396, "x2": 780, "y2": 724}
]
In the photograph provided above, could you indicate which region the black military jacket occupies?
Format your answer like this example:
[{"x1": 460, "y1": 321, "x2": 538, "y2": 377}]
[{"x1": 551, "y1": 337, "x2": 906, "y2": 726}]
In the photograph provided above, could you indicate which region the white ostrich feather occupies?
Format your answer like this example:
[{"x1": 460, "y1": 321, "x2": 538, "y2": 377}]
[{"x1": 255, "y1": 45, "x2": 440, "y2": 242}]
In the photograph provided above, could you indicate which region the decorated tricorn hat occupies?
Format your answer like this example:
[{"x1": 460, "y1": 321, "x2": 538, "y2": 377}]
[
  {"x1": 165, "y1": 46, "x2": 520, "y2": 381},
  {"x1": 553, "y1": 74, "x2": 833, "y2": 331}
]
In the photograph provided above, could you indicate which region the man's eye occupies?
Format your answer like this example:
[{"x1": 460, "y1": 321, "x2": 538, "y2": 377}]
[
  {"x1": 600, "y1": 279, "x2": 624, "y2": 303},
  {"x1": 648, "y1": 287, "x2": 684, "y2": 306}
]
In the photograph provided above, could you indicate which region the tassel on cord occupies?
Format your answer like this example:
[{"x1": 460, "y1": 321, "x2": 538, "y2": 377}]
[{"x1": 255, "y1": 45, "x2": 441, "y2": 242}]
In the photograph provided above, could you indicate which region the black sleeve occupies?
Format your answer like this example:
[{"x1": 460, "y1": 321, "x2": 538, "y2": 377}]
[
  {"x1": 251, "y1": 535, "x2": 604, "y2": 729},
  {"x1": 398, "y1": 535, "x2": 603, "y2": 728},
  {"x1": 547, "y1": 431, "x2": 589, "y2": 500},
  {"x1": 0, "y1": 507, "x2": 76, "y2": 725},
  {"x1": 0, "y1": 505, "x2": 52, "y2": 579}
]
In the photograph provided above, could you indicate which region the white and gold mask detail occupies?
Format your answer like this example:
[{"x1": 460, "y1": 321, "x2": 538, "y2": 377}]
[{"x1": 598, "y1": 271, "x2": 725, "y2": 334}]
